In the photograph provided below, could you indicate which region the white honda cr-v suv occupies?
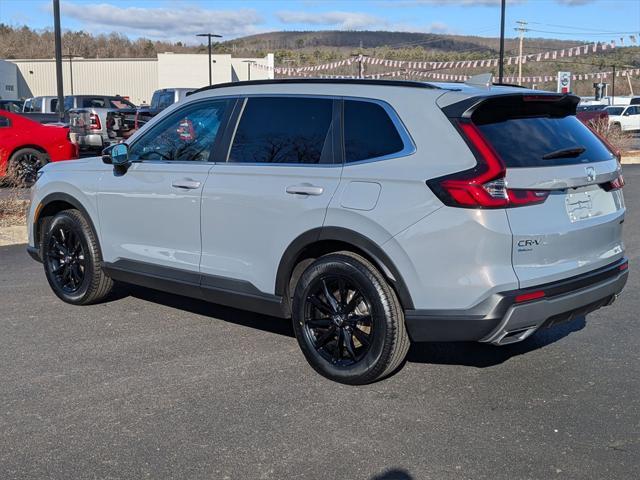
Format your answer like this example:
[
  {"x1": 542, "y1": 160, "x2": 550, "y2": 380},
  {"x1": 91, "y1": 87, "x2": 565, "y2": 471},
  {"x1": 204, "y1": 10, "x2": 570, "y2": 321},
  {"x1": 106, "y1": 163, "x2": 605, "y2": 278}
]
[{"x1": 27, "y1": 79, "x2": 628, "y2": 384}]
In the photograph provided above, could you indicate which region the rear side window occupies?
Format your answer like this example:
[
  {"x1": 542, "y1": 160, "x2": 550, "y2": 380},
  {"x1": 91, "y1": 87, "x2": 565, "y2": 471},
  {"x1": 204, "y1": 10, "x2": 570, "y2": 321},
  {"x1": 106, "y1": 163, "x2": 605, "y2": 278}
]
[
  {"x1": 229, "y1": 97, "x2": 334, "y2": 165},
  {"x1": 157, "y1": 92, "x2": 175, "y2": 110},
  {"x1": 344, "y1": 100, "x2": 404, "y2": 163},
  {"x1": 81, "y1": 98, "x2": 106, "y2": 108},
  {"x1": 50, "y1": 99, "x2": 58, "y2": 112},
  {"x1": 473, "y1": 99, "x2": 614, "y2": 167}
]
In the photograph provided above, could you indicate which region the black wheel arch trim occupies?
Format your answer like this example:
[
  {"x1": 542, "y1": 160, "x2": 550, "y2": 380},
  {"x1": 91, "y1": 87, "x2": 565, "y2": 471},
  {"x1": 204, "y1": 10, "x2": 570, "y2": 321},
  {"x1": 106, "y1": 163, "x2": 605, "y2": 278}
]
[
  {"x1": 32, "y1": 192, "x2": 101, "y2": 259},
  {"x1": 275, "y1": 226, "x2": 415, "y2": 310}
]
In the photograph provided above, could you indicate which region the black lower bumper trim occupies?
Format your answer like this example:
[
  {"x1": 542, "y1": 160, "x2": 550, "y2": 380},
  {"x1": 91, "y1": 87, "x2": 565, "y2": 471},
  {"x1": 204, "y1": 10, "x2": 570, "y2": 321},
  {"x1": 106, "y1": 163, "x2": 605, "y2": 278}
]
[
  {"x1": 26, "y1": 246, "x2": 41, "y2": 263},
  {"x1": 405, "y1": 258, "x2": 628, "y2": 342}
]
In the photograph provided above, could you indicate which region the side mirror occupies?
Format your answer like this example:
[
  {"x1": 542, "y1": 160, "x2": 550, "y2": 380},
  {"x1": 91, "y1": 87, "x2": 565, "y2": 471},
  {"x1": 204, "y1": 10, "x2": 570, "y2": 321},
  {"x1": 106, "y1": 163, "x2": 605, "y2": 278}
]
[{"x1": 102, "y1": 143, "x2": 129, "y2": 166}]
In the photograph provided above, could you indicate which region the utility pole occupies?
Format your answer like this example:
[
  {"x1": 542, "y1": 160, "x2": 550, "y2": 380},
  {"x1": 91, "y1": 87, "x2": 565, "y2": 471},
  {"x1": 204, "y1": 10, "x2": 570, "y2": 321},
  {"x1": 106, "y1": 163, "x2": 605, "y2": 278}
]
[
  {"x1": 626, "y1": 71, "x2": 634, "y2": 96},
  {"x1": 612, "y1": 64, "x2": 616, "y2": 104},
  {"x1": 196, "y1": 33, "x2": 222, "y2": 86},
  {"x1": 52, "y1": 0, "x2": 64, "y2": 122},
  {"x1": 515, "y1": 20, "x2": 529, "y2": 86},
  {"x1": 498, "y1": 0, "x2": 506, "y2": 83}
]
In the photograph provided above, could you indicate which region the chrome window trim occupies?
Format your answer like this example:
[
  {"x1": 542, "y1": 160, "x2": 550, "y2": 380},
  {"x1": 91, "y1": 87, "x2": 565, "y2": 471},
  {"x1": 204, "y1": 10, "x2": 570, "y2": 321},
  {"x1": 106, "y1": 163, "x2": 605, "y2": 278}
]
[{"x1": 341, "y1": 96, "x2": 416, "y2": 166}]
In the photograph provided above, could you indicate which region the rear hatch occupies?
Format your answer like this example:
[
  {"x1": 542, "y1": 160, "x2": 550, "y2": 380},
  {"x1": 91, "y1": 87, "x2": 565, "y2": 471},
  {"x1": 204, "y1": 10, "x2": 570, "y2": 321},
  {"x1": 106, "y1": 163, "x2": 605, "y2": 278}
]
[{"x1": 436, "y1": 92, "x2": 625, "y2": 288}]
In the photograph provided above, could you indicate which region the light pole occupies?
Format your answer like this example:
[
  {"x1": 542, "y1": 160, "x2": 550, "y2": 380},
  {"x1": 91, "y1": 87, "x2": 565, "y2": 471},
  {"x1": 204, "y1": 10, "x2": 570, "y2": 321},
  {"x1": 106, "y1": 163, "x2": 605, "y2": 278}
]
[
  {"x1": 242, "y1": 60, "x2": 256, "y2": 81},
  {"x1": 196, "y1": 33, "x2": 222, "y2": 86},
  {"x1": 498, "y1": 0, "x2": 506, "y2": 84},
  {"x1": 53, "y1": 0, "x2": 64, "y2": 122}
]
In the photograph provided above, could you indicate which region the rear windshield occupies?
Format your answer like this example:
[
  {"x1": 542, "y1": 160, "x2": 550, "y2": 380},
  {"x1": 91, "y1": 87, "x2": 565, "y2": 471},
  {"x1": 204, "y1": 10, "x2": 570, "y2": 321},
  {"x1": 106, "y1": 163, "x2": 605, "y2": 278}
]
[{"x1": 472, "y1": 98, "x2": 613, "y2": 167}]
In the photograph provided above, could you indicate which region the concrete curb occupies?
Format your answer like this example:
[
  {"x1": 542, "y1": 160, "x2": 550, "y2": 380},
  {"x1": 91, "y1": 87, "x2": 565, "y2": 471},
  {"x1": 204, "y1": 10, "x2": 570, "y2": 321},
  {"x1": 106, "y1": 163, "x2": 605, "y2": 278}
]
[{"x1": 0, "y1": 225, "x2": 28, "y2": 247}]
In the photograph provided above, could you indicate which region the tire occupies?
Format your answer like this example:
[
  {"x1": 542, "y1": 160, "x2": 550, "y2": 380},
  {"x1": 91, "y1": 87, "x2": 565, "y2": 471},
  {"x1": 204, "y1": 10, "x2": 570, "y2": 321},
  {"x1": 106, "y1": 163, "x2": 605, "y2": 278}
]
[
  {"x1": 42, "y1": 209, "x2": 114, "y2": 305},
  {"x1": 7, "y1": 148, "x2": 49, "y2": 187},
  {"x1": 292, "y1": 251, "x2": 410, "y2": 385}
]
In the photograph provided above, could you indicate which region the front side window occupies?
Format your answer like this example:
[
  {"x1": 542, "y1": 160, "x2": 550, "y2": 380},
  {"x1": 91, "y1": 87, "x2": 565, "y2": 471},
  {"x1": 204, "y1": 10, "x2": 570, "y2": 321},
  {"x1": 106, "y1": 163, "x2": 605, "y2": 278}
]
[
  {"x1": 64, "y1": 97, "x2": 74, "y2": 111},
  {"x1": 23, "y1": 99, "x2": 33, "y2": 112},
  {"x1": 229, "y1": 97, "x2": 334, "y2": 165},
  {"x1": 129, "y1": 99, "x2": 230, "y2": 162},
  {"x1": 50, "y1": 99, "x2": 58, "y2": 112},
  {"x1": 343, "y1": 100, "x2": 405, "y2": 163},
  {"x1": 33, "y1": 97, "x2": 43, "y2": 112},
  {"x1": 157, "y1": 92, "x2": 175, "y2": 110}
]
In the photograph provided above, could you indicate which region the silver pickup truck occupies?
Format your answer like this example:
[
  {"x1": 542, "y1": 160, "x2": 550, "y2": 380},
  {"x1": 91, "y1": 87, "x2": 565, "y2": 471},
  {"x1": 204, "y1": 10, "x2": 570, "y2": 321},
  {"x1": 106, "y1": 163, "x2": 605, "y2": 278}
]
[{"x1": 68, "y1": 96, "x2": 136, "y2": 150}]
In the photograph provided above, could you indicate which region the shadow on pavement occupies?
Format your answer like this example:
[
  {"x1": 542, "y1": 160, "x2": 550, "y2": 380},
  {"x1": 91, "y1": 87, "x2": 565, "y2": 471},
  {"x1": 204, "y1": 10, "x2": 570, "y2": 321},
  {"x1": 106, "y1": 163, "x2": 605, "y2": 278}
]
[
  {"x1": 406, "y1": 316, "x2": 586, "y2": 368},
  {"x1": 370, "y1": 469, "x2": 413, "y2": 480},
  {"x1": 112, "y1": 283, "x2": 586, "y2": 368},
  {"x1": 120, "y1": 284, "x2": 295, "y2": 338}
]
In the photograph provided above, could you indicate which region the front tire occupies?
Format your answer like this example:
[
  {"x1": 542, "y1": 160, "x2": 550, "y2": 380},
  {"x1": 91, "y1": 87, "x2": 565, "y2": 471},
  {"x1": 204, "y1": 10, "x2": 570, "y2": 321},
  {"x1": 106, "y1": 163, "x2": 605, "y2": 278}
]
[
  {"x1": 42, "y1": 209, "x2": 114, "y2": 305},
  {"x1": 292, "y1": 252, "x2": 410, "y2": 385}
]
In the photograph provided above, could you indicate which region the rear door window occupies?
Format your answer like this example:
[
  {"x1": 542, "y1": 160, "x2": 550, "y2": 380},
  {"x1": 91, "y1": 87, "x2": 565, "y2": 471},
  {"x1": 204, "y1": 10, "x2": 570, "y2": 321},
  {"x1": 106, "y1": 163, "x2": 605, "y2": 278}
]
[
  {"x1": 157, "y1": 92, "x2": 175, "y2": 110},
  {"x1": 473, "y1": 100, "x2": 614, "y2": 167},
  {"x1": 229, "y1": 96, "x2": 334, "y2": 165},
  {"x1": 81, "y1": 98, "x2": 106, "y2": 108},
  {"x1": 343, "y1": 100, "x2": 405, "y2": 163}
]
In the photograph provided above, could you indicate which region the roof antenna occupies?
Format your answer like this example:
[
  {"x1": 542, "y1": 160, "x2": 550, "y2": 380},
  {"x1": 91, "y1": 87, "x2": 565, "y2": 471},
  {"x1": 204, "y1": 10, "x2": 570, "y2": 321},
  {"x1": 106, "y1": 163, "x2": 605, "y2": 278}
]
[{"x1": 465, "y1": 73, "x2": 493, "y2": 89}]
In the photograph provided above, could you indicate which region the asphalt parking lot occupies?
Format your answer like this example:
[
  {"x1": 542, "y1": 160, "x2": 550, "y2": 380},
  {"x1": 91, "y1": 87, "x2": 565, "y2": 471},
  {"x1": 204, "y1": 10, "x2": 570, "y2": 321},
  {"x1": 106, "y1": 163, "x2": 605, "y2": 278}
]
[{"x1": 1, "y1": 168, "x2": 639, "y2": 480}]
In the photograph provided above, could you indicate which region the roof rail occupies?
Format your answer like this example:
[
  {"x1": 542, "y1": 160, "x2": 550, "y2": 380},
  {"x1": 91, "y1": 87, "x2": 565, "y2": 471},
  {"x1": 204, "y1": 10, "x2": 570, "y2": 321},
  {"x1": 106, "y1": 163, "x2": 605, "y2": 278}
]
[{"x1": 187, "y1": 78, "x2": 442, "y2": 96}]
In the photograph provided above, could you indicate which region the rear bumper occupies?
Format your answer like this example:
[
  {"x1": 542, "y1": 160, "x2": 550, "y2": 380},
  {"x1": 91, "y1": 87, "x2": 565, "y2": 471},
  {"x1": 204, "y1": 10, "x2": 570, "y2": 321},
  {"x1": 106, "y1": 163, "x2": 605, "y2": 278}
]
[{"x1": 405, "y1": 258, "x2": 629, "y2": 345}]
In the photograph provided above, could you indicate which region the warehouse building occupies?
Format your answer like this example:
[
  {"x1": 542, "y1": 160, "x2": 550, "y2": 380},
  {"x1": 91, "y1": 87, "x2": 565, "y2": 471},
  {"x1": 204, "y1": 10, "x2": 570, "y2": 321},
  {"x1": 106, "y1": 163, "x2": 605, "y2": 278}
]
[{"x1": 0, "y1": 53, "x2": 274, "y2": 105}]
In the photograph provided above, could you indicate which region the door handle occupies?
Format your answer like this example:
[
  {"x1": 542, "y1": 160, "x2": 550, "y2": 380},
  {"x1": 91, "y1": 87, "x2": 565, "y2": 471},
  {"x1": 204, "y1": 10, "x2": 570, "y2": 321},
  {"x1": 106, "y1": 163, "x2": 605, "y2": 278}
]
[
  {"x1": 172, "y1": 179, "x2": 201, "y2": 190},
  {"x1": 286, "y1": 184, "x2": 324, "y2": 196}
]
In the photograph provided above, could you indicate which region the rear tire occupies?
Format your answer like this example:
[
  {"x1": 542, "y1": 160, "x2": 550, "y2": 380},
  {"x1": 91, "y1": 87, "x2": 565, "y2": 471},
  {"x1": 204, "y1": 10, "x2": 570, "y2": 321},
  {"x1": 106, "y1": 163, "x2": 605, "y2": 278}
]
[
  {"x1": 7, "y1": 148, "x2": 49, "y2": 187},
  {"x1": 292, "y1": 251, "x2": 410, "y2": 385},
  {"x1": 42, "y1": 209, "x2": 114, "y2": 305}
]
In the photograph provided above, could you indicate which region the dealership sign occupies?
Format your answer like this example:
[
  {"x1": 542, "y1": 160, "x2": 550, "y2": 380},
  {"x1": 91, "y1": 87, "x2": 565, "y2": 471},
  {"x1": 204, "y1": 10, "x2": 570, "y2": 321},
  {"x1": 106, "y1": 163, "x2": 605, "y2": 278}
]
[{"x1": 557, "y1": 71, "x2": 571, "y2": 93}]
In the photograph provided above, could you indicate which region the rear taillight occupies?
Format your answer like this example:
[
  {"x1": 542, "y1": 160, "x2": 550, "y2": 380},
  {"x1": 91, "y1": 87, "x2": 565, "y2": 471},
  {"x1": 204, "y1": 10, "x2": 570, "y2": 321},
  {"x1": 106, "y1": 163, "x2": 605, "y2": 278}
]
[
  {"x1": 602, "y1": 173, "x2": 625, "y2": 192},
  {"x1": 427, "y1": 120, "x2": 550, "y2": 209},
  {"x1": 89, "y1": 113, "x2": 101, "y2": 130}
]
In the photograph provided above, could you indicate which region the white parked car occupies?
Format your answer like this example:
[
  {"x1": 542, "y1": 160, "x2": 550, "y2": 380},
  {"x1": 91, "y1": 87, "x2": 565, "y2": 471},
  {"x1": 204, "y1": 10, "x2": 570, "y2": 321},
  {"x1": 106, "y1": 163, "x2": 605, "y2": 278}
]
[
  {"x1": 26, "y1": 79, "x2": 628, "y2": 384},
  {"x1": 605, "y1": 105, "x2": 640, "y2": 132}
]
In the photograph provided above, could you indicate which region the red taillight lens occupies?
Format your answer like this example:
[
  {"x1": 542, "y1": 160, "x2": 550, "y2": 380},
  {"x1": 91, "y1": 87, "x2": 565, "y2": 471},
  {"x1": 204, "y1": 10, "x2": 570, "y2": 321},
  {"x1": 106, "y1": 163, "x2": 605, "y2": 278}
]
[
  {"x1": 602, "y1": 173, "x2": 625, "y2": 192},
  {"x1": 427, "y1": 120, "x2": 550, "y2": 209},
  {"x1": 89, "y1": 113, "x2": 101, "y2": 130},
  {"x1": 619, "y1": 261, "x2": 629, "y2": 272}
]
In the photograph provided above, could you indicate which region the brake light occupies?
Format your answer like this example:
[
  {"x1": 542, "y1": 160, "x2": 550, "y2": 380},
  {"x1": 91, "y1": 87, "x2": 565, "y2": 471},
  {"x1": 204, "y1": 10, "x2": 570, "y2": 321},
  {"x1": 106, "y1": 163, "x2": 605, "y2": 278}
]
[
  {"x1": 619, "y1": 261, "x2": 629, "y2": 272},
  {"x1": 602, "y1": 173, "x2": 625, "y2": 192},
  {"x1": 522, "y1": 94, "x2": 564, "y2": 102},
  {"x1": 427, "y1": 120, "x2": 550, "y2": 209},
  {"x1": 89, "y1": 113, "x2": 101, "y2": 131}
]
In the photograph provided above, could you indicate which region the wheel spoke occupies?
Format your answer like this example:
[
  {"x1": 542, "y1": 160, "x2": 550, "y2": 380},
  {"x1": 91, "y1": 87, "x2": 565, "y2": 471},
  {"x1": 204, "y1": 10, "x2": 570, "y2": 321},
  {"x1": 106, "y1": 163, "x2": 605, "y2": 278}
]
[
  {"x1": 307, "y1": 317, "x2": 332, "y2": 328},
  {"x1": 345, "y1": 292, "x2": 363, "y2": 314},
  {"x1": 307, "y1": 294, "x2": 333, "y2": 316},
  {"x1": 352, "y1": 327, "x2": 370, "y2": 347},
  {"x1": 344, "y1": 329, "x2": 357, "y2": 360},
  {"x1": 71, "y1": 264, "x2": 82, "y2": 285},
  {"x1": 321, "y1": 279, "x2": 339, "y2": 313},
  {"x1": 51, "y1": 263, "x2": 64, "y2": 274},
  {"x1": 334, "y1": 328, "x2": 344, "y2": 362},
  {"x1": 338, "y1": 278, "x2": 348, "y2": 307},
  {"x1": 315, "y1": 326, "x2": 336, "y2": 349}
]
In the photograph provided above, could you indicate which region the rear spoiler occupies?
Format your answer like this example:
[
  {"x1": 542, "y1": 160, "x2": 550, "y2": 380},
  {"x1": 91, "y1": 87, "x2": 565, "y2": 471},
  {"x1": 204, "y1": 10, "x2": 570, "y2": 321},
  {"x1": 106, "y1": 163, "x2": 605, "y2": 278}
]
[{"x1": 441, "y1": 93, "x2": 580, "y2": 120}]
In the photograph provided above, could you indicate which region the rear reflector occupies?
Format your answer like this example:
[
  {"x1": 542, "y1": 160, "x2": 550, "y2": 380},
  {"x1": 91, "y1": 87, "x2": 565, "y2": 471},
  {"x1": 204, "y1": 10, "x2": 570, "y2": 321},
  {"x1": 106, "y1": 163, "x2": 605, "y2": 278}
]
[
  {"x1": 619, "y1": 262, "x2": 629, "y2": 271},
  {"x1": 427, "y1": 120, "x2": 550, "y2": 209},
  {"x1": 515, "y1": 290, "x2": 546, "y2": 303}
]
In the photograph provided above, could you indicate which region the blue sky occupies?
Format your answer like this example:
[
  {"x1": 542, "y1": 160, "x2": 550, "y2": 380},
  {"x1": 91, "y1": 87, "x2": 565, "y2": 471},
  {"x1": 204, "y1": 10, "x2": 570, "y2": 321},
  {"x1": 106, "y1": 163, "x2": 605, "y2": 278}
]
[{"x1": 0, "y1": 0, "x2": 638, "y2": 45}]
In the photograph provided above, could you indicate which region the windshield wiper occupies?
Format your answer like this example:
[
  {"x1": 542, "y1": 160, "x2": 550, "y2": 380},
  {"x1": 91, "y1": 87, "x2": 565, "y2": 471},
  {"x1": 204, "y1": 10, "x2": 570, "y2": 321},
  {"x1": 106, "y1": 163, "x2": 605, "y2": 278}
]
[{"x1": 542, "y1": 146, "x2": 586, "y2": 160}]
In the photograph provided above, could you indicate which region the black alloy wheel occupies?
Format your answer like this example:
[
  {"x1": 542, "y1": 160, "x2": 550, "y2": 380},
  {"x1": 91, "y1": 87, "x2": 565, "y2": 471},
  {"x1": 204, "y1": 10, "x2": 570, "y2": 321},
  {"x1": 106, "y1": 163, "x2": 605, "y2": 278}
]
[
  {"x1": 302, "y1": 275, "x2": 374, "y2": 367},
  {"x1": 292, "y1": 251, "x2": 410, "y2": 385},
  {"x1": 45, "y1": 223, "x2": 86, "y2": 294}
]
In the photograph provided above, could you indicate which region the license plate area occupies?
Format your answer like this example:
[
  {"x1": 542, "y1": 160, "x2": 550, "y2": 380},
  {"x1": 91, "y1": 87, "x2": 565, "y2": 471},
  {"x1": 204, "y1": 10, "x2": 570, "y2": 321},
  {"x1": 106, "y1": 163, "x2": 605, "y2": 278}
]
[{"x1": 565, "y1": 190, "x2": 595, "y2": 223}]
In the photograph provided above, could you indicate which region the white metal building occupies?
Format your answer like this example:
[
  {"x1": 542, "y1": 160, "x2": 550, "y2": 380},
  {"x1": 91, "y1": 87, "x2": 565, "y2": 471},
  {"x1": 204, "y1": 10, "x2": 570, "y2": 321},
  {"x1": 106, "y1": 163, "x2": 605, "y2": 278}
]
[{"x1": 0, "y1": 53, "x2": 274, "y2": 105}]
